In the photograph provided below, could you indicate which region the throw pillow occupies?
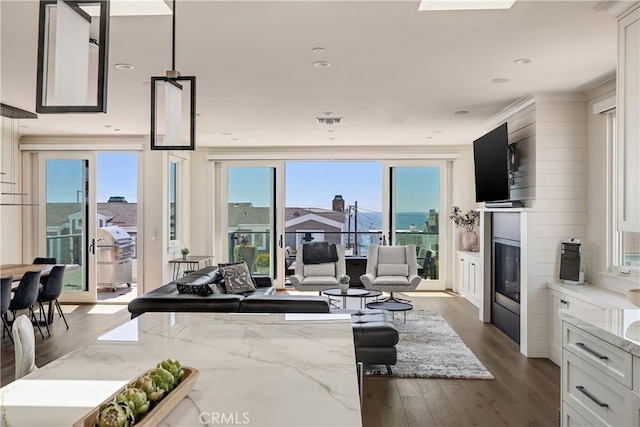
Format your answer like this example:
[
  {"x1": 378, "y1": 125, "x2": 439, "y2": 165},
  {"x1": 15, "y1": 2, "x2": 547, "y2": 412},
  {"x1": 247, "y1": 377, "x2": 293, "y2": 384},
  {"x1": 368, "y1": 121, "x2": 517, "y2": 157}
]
[
  {"x1": 377, "y1": 264, "x2": 409, "y2": 276},
  {"x1": 176, "y1": 282, "x2": 218, "y2": 296},
  {"x1": 218, "y1": 262, "x2": 257, "y2": 294}
]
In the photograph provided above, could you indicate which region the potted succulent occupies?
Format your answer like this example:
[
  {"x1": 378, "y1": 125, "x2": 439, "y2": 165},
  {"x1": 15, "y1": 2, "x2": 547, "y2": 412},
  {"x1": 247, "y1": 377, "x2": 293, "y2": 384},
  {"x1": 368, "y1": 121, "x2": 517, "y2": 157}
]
[
  {"x1": 181, "y1": 247, "x2": 189, "y2": 260},
  {"x1": 338, "y1": 274, "x2": 351, "y2": 294},
  {"x1": 448, "y1": 206, "x2": 480, "y2": 251}
]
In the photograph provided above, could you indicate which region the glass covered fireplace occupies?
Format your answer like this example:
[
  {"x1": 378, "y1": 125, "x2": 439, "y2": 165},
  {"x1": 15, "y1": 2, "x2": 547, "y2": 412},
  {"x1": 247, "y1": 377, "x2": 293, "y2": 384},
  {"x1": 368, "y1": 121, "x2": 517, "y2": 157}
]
[{"x1": 491, "y1": 212, "x2": 521, "y2": 344}]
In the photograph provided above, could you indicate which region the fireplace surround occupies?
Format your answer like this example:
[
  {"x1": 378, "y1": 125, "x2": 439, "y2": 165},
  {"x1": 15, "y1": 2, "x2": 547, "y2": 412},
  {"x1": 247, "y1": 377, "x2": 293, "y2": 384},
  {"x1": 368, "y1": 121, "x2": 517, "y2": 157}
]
[{"x1": 491, "y1": 212, "x2": 521, "y2": 344}]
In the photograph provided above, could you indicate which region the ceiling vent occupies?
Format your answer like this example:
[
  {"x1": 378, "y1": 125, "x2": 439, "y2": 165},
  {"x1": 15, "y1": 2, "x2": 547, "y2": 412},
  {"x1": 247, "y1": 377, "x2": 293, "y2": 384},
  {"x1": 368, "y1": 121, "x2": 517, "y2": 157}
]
[{"x1": 316, "y1": 117, "x2": 343, "y2": 125}]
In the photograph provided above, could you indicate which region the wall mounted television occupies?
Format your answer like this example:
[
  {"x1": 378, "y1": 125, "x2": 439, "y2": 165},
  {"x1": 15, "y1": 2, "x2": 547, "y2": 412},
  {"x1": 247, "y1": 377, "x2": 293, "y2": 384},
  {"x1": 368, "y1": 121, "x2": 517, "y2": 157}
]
[{"x1": 473, "y1": 123, "x2": 510, "y2": 203}]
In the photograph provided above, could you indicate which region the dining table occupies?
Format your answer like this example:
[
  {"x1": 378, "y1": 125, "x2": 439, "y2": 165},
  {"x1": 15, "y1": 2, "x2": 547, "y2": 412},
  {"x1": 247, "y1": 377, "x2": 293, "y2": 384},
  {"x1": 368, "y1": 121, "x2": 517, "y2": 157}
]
[
  {"x1": 0, "y1": 311, "x2": 362, "y2": 426},
  {"x1": 1, "y1": 263, "x2": 80, "y2": 324}
]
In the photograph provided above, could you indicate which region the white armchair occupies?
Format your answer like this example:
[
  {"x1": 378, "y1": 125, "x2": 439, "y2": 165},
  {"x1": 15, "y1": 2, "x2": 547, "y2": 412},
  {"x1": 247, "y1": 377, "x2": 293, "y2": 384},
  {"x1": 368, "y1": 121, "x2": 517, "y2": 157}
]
[
  {"x1": 360, "y1": 244, "x2": 421, "y2": 302},
  {"x1": 289, "y1": 243, "x2": 346, "y2": 294}
]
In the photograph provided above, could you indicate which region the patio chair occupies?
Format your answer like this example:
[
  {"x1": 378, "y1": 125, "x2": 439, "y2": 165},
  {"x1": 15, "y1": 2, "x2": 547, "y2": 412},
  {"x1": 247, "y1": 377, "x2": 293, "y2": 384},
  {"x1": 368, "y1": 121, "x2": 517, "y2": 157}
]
[
  {"x1": 289, "y1": 242, "x2": 345, "y2": 294},
  {"x1": 360, "y1": 244, "x2": 421, "y2": 303}
]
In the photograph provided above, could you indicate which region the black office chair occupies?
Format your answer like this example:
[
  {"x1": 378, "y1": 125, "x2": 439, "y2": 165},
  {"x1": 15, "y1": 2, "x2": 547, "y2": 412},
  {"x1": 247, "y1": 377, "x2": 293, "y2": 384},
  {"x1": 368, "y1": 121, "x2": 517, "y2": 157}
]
[
  {"x1": 1, "y1": 275, "x2": 14, "y2": 344},
  {"x1": 37, "y1": 265, "x2": 68, "y2": 335},
  {"x1": 8, "y1": 271, "x2": 45, "y2": 339}
]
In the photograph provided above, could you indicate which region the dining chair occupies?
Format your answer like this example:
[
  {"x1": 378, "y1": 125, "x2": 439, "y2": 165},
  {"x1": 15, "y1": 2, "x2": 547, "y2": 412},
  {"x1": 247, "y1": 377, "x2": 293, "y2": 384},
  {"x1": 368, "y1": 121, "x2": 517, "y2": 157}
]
[
  {"x1": 12, "y1": 314, "x2": 38, "y2": 380},
  {"x1": 8, "y1": 271, "x2": 45, "y2": 339},
  {"x1": 32, "y1": 257, "x2": 57, "y2": 288},
  {"x1": 1, "y1": 275, "x2": 14, "y2": 344},
  {"x1": 37, "y1": 265, "x2": 68, "y2": 335}
]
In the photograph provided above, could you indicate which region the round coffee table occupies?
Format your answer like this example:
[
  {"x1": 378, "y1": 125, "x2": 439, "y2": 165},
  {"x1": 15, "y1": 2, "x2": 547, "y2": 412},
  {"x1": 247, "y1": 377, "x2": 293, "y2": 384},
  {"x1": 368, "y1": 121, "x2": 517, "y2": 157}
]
[
  {"x1": 365, "y1": 300, "x2": 413, "y2": 323},
  {"x1": 323, "y1": 288, "x2": 379, "y2": 309}
]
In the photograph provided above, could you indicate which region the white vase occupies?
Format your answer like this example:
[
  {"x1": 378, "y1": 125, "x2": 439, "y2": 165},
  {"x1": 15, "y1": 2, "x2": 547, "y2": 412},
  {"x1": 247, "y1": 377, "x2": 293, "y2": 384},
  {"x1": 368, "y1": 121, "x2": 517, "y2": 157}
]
[
  {"x1": 461, "y1": 231, "x2": 478, "y2": 251},
  {"x1": 339, "y1": 282, "x2": 349, "y2": 293}
]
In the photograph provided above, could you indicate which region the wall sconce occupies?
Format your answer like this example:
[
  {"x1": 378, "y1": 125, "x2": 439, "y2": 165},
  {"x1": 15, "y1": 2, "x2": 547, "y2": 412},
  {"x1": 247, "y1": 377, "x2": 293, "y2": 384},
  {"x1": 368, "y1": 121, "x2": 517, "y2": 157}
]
[
  {"x1": 36, "y1": 0, "x2": 110, "y2": 113},
  {"x1": 150, "y1": 0, "x2": 196, "y2": 150}
]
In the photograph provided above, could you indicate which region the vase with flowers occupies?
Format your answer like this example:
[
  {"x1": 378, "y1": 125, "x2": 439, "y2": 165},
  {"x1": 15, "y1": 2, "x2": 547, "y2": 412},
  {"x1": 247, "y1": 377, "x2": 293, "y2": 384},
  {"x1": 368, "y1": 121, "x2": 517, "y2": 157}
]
[{"x1": 449, "y1": 206, "x2": 480, "y2": 251}]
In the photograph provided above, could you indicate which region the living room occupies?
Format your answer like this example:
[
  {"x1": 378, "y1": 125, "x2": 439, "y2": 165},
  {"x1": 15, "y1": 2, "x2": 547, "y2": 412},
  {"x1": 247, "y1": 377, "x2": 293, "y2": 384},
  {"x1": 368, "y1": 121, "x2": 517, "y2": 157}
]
[{"x1": 1, "y1": 1, "x2": 639, "y2": 426}]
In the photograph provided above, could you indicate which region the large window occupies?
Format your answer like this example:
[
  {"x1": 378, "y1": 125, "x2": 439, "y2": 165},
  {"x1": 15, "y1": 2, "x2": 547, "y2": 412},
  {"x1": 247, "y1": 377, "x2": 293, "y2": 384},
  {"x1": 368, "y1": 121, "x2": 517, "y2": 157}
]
[
  {"x1": 168, "y1": 156, "x2": 181, "y2": 243},
  {"x1": 609, "y1": 111, "x2": 640, "y2": 273}
]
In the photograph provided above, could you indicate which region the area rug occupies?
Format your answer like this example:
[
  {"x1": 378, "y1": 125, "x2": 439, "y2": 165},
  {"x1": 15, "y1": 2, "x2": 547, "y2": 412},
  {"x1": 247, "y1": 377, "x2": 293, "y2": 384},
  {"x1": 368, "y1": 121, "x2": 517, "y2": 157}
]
[{"x1": 365, "y1": 310, "x2": 494, "y2": 379}]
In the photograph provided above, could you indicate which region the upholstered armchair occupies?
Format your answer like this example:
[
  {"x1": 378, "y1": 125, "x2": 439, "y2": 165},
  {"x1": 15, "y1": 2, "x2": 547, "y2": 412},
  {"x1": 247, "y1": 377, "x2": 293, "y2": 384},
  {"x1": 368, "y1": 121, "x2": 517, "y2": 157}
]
[
  {"x1": 289, "y1": 243, "x2": 346, "y2": 294},
  {"x1": 360, "y1": 244, "x2": 421, "y2": 302}
]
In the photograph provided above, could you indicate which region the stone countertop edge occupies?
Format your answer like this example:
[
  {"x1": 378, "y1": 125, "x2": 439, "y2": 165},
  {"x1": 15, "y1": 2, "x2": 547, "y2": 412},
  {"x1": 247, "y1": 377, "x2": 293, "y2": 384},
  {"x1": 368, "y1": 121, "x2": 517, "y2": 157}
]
[
  {"x1": 547, "y1": 281, "x2": 637, "y2": 309},
  {"x1": 559, "y1": 309, "x2": 640, "y2": 357}
]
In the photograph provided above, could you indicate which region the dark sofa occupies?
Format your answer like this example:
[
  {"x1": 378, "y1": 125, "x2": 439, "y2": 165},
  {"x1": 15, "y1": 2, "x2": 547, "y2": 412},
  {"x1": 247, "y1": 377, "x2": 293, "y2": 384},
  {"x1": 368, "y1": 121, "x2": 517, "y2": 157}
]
[{"x1": 127, "y1": 266, "x2": 329, "y2": 318}]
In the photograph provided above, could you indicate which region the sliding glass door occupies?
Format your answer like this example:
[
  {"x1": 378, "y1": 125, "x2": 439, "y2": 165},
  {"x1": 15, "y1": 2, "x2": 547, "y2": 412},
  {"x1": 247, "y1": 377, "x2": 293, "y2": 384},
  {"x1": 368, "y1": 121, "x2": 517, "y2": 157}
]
[
  {"x1": 38, "y1": 153, "x2": 97, "y2": 302},
  {"x1": 221, "y1": 163, "x2": 284, "y2": 284},
  {"x1": 386, "y1": 162, "x2": 446, "y2": 290}
]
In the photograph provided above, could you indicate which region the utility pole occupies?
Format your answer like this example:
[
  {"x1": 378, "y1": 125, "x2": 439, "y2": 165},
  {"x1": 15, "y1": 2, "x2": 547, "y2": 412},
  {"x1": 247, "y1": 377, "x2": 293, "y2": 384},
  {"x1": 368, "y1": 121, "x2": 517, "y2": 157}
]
[
  {"x1": 354, "y1": 201, "x2": 358, "y2": 255},
  {"x1": 346, "y1": 205, "x2": 352, "y2": 250}
]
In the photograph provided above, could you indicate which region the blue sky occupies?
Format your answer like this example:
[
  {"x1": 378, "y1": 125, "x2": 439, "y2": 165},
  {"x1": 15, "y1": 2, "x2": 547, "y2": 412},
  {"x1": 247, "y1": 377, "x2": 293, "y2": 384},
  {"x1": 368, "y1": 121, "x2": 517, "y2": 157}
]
[{"x1": 49, "y1": 157, "x2": 439, "y2": 213}]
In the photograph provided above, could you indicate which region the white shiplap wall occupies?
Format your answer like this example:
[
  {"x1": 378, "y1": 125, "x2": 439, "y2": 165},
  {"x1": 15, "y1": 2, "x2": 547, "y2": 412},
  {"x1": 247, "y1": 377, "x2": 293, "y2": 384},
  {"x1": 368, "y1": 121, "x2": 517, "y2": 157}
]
[{"x1": 481, "y1": 93, "x2": 588, "y2": 358}]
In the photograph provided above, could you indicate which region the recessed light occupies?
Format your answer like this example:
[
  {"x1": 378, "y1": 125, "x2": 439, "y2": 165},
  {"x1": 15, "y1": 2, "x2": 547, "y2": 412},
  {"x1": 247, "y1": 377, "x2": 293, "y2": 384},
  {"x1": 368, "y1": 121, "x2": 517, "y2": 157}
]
[
  {"x1": 322, "y1": 111, "x2": 334, "y2": 116},
  {"x1": 329, "y1": 137, "x2": 336, "y2": 140},
  {"x1": 312, "y1": 61, "x2": 331, "y2": 68},
  {"x1": 311, "y1": 47, "x2": 325, "y2": 53},
  {"x1": 114, "y1": 128, "x2": 121, "y2": 131},
  {"x1": 115, "y1": 63, "x2": 134, "y2": 70},
  {"x1": 491, "y1": 78, "x2": 511, "y2": 83},
  {"x1": 453, "y1": 110, "x2": 469, "y2": 115},
  {"x1": 103, "y1": 125, "x2": 113, "y2": 128},
  {"x1": 232, "y1": 138, "x2": 239, "y2": 141},
  {"x1": 222, "y1": 132, "x2": 232, "y2": 136},
  {"x1": 19, "y1": 125, "x2": 29, "y2": 128},
  {"x1": 196, "y1": 113, "x2": 203, "y2": 117},
  {"x1": 514, "y1": 58, "x2": 531, "y2": 65},
  {"x1": 425, "y1": 136, "x2": 433, "y2": 139},
  {"x1": 328, "y1": 130, "x2": 335, "y2": 133},
  {"x1": 432, "y1": 130, "x2": 444, "y2": 134}
]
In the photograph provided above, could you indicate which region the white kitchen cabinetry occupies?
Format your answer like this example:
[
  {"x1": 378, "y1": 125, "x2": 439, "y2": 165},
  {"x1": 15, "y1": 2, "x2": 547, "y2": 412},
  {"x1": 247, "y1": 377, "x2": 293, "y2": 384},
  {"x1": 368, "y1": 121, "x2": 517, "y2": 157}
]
[
  {"x1": 561, "y1": 310, "x2": 640, "y2": 427},
  {"x1": 549, "y1": 290, "x2": 595, "y2": 365},
  {"x1": 457, "y1": 251, "x2": 481, "y2": 308}
]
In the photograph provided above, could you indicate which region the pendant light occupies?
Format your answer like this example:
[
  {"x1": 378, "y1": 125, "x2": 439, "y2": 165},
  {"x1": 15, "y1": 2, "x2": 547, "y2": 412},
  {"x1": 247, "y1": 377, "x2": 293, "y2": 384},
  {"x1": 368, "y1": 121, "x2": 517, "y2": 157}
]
[{"x1": 150, "y1": 0, "x2": 196, "y2": 150}]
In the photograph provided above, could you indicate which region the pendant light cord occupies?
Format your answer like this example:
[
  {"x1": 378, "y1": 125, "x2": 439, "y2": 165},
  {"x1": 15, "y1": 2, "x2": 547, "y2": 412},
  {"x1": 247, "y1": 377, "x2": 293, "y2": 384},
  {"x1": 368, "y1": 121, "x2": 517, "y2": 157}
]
[{"x1": 172, "y1": 0, "x2": 176, "y2": 71}]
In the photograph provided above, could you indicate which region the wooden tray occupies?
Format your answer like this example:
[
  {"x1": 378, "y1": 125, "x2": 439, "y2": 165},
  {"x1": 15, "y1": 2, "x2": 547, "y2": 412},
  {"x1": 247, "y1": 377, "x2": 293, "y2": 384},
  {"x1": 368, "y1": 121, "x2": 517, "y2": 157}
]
[{"x1": 74, "y1": 367, "x2": 199, "y2": 427}]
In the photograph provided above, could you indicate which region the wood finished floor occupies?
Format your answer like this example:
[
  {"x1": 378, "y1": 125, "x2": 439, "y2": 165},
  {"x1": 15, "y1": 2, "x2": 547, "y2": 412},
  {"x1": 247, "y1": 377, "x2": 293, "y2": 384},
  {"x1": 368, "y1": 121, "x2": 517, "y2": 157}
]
[{"x1": 0, "y1": 294, "x2": 560, "y2": 426}]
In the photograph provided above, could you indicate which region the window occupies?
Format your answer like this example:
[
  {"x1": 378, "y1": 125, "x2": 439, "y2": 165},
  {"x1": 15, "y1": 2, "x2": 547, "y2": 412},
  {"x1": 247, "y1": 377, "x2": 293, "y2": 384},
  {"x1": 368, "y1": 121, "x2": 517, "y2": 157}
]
[
  {"x1": 609, "y1": 111, "x2": 640, "y2": 274},
  {"x1": 168, "y1": 156, "x2": 182, "y2": 244}
]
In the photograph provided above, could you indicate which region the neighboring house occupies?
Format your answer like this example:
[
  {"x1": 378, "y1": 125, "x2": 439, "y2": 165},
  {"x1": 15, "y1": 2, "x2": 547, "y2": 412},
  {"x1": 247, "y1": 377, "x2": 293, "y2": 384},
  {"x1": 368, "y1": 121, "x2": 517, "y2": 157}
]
[{"x1": 44, "y1": 198, "x2": 138, "y2": 262}]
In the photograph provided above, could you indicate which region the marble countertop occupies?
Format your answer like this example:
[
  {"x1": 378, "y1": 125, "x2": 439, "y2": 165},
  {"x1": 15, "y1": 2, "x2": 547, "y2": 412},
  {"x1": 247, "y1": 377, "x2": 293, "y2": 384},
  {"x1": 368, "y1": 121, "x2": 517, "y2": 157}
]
[
  {"x1": 559, "y1": 309, "x2": 640, "y2": 357},
  {"x1": 0, "y1": 312, "x2": 362, "y2": 426},
  {"x1": 547, "y1": 281, "x2": 637, "y2": 309}
]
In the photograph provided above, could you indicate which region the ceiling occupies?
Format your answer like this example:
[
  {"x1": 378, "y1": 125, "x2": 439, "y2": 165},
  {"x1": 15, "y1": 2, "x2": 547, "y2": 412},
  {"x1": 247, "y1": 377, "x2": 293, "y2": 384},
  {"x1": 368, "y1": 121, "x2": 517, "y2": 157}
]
[{"x1": 0, "y1": 1, "x2": 624, "y2": 148}]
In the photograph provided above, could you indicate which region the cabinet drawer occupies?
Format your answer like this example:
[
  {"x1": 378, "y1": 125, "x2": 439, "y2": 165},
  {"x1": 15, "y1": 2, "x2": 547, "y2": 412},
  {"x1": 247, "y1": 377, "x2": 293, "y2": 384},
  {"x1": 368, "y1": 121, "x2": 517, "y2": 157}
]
[
  {"x1": 562, "y1": 402, "x2": 594, "y2": 427},
  {"x1": 563, "y1": 322, "x2": 633, "y2": 388},
  {"x1": 563, "y1": 350, "x2": 638, "y2": 426}
]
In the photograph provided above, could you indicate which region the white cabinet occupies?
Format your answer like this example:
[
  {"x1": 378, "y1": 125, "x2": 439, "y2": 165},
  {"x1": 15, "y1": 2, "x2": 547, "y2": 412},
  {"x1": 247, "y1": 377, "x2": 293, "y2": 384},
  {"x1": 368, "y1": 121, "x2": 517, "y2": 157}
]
[
  {"x1": 457, "y1": 251, "x2": 481, "y2": 308},
  {"x1": 549, "y1": 289, "x2": 605, "y2": 366},
  {"x1": 617, "y1": 4, "x2": 640, "y2": 232},
  {"x1": 561, "y1": 317, "x2": 640, "y2": 427}
]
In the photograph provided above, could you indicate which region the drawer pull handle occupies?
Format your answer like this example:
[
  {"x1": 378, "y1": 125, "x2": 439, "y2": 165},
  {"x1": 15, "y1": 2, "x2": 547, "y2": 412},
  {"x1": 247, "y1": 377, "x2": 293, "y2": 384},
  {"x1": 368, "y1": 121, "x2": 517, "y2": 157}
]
[
  {"x1": 576, "y1": 386, "x2": 609, "y2": 408},
  {"x1": 576, "y1": 342, "x2": 608, "y2": 360}
]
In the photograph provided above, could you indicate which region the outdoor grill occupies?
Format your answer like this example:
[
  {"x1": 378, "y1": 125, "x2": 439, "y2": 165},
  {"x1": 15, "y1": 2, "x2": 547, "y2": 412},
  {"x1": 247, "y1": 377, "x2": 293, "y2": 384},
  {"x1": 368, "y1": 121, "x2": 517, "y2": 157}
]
[{"x1": 97, "y1": 226, "x2": 135, "y2": 292}]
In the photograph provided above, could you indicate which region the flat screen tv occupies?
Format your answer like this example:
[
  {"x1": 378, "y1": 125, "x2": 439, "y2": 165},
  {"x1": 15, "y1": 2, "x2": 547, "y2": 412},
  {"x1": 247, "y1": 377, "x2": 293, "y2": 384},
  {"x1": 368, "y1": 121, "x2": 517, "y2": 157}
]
[{"x1": 473, "y1": 123, "x2": 510, "y2": 203}]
